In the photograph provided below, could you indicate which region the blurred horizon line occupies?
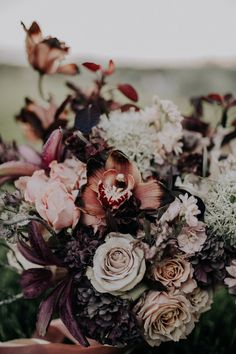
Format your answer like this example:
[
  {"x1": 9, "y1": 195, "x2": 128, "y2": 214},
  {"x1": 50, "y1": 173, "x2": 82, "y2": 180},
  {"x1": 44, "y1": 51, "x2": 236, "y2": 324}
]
[{"x1": 1, "y1": 47, "x2": 236, "y2": 70}]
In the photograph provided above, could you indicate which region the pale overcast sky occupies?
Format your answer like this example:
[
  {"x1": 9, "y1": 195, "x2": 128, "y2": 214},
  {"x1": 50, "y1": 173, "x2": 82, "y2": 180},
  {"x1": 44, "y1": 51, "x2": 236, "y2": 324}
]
[{"x1": 0, "y1": 0, "x2": 236, "y2": 66}]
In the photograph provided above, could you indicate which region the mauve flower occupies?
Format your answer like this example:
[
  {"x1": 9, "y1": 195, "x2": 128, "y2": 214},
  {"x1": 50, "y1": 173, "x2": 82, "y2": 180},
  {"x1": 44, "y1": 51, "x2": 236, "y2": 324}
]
[
  {"x1": 86, "y1": 232, "x2": 146, "y2": 295},
  {"x1": 149, "y1": 256, "x2": 197, "y2": 294},
  {"x1": 225, "y1": 259, "x2": 236, "y2": 295},
  {"x1": 187, "y1": 287, "x2": 213, "y2": 319},
  {"x1": 22, "y1": 21, "x2": 78, "y2": 75},
  {"x1": 135, "y1": 291, "x2": 195, "y2": 346},
  {"x1": 81, "y1": 150, "x2": 173, "y2": 223},
  {"x1": 15, "y1": 170, "x2": 48, "y2": 203},
  {"x1": 161, "y1": 194, "x2": 201, "y2": 227},
  {"x1": 177, "y1": 222, "x2": 207, "y2": 255},
  {"x1": 35, "y1": 180, "x2": 80, "y2": 231}
]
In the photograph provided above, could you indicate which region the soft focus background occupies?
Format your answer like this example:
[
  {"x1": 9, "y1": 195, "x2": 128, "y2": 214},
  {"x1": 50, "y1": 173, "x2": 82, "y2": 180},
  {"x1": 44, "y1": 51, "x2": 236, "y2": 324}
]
[{"x1": 1, "y1": 0, "x2": 236, "y2": 353}]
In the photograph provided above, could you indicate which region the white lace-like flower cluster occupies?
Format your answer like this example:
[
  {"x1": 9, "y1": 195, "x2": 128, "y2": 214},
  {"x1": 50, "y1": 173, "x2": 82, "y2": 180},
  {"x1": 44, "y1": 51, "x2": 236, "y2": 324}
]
[
  {"x1": 203, "y1": 171, "x2": 236, "y2": 245},
  {"x1": 97, "y1": 97, "x2": 183, "y2": 174}
]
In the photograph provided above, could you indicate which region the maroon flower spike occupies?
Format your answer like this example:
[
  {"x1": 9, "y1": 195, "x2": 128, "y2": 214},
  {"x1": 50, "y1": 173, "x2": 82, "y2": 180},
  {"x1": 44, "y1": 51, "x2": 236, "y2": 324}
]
[
  {"x1": 81, "y1": 150, "x2": 173, "y2": 223},
  {"x1": 117, "y1": 84, "x2": 138, "y2": 102},
  {"x1": 22, "y1": 21, "x2": 79, "y2": 75},
  {"x1": 18, "y1": 221, "x2": 88, "y2": 346}
]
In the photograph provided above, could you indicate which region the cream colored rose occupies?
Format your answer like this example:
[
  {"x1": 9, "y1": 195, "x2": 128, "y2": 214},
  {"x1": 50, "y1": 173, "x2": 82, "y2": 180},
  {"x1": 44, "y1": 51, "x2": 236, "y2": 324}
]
[
  {"x1": 135, "y1": 291, "x2": 195, "y2": 346},
  {"x1": 177, "y1": 222, "x2": 207, "y2": 254},
  {"x1": 150, "y1": 256, "x2": 197, "y2": 294},
  {"x1": 187, "y1": 287, "x2": 213, "y2": 319},
  {"x1": 86, "y1": 233, "x2": 146, "y2": 295},
  {"x1": 35, "y1": 180, "x2": 80, "y2": 232}
]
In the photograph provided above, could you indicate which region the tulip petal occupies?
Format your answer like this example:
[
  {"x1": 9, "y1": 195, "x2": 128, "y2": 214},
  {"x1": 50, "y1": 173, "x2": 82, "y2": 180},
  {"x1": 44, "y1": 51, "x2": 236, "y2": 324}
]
[
  {"x1": 134, "y1": 180, "x2": 174, "y2": 210},
  {"x1": 0, "y1": 161, "x2": 39, "y2": 177},
  {"x1": 17, "y1": 221, "x2": 62, "y2": 266},
  {"x1": 105, "y1": 150, "x2": 141, "y2": 185},
  {"x1": 37, "y1": 280, "x2": 67, "y2": 337},
  {"x1": 42, "y1": 128, "x2": 63, "y2": 167},
  {"x1": 57, "y1": 64, "x2": 79, "y2": 75},
  {"x1": 20, "y1": 268, "x2": 53, "y2": 299},
  {"x1": 59, "y1": 278, "x2": 89, "y2": 346}
]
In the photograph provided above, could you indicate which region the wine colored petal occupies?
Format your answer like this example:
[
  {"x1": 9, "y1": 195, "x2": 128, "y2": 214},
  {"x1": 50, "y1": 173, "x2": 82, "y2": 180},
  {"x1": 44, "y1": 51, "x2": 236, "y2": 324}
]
[{"x1": 20, "y1": 268, "x2": 53, "y2": 299}]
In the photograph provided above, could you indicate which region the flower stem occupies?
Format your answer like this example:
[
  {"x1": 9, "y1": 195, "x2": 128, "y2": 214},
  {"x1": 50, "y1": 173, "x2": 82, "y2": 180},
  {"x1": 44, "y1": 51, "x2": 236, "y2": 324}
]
[
  {"x1": 38, "y1": 74, "x2": 46, "y2": 101},
  {"x1": 1, "y1": 216, "x2": 56, "y2": 237},
  {"x1": 0, "y1": 293, "x2": 23, "y2": 307}
]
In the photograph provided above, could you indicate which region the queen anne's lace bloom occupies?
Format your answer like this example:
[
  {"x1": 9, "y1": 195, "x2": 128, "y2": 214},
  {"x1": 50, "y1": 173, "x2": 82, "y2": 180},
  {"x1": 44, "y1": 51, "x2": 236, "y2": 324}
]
[{"x1": 97, "y1": 97, "x2": 183, "y2": 174}]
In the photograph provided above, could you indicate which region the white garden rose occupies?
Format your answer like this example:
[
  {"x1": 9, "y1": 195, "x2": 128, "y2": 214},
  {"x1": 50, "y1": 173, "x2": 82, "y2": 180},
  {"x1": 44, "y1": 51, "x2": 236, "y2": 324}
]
[
  {"x1": 135, "y1": 291, "x2": 195, "y2": 346},
  {"x1": 86, "y1": 232, "x2": 146, "y2": 295}
]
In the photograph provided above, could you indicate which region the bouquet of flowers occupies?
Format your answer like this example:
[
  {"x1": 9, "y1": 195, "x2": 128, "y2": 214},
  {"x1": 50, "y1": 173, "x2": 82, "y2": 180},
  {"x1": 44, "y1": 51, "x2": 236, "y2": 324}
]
[{"x1": 1, "y1": 21, "x2": 236, "y2": 353}]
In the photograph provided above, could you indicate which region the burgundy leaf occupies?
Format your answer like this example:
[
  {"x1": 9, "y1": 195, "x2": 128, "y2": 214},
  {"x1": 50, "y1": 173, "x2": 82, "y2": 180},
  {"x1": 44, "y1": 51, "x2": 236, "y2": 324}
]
[
  {"x1": 20, "y1": 268, "x2": 53, "y2": 298},
  {"x1": 17, "y1": 239, "x2": 48, "y2": 266},
  {"x1": 204, "y1": 93, "x2": 222, "y2": 104},
  {"x1": 42, "y1": 128, "x2": 63, "y2": 167},
  {"x1": 37, "y1": 280, "x2": 67, "y2": 337},
  {"x1": 117, "y1": 84, "x2": 138, "y2": 102},
  {"x1": 82, "y1": 62, "x2": 101, "y2": 72},
  {"x1": 59, "y1": 278, "x2": 89, "y2": 346}
]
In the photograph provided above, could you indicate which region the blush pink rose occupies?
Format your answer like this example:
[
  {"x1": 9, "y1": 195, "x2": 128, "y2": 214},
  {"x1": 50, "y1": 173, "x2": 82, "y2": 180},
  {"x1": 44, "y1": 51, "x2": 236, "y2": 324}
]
[
  {"x1": 35, "y1": 180, "x2": 80, "y2": 231},
  {"x1": 49, "y1": 159, "x2": 87, "y2": 191},
  {"x1": 15, "y1": 170, "x2": 48, "y2": 203}
]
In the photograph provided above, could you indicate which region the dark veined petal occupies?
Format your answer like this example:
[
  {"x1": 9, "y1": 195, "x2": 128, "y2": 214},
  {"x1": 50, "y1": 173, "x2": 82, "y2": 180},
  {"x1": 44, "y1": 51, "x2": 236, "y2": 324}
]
[
  {"x1": 105, "y1": 150, "x2": 141, "y2": 185},
  {"x1": 134, "y1": 180, "x2": 174, "y2": 210},
  {"x1": 20, "y1": 268, "x2": 53, "y2": 299},
  {"x1": 59, "y1": 278, "x2": 89, "y2": 347}
]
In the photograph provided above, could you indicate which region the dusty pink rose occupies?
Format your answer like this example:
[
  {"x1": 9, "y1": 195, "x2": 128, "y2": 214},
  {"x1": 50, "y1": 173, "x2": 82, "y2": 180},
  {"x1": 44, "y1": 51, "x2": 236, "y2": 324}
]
[
  {"x1": 150, "y1": 256, "x2": 197, "y2": 294},
  {"x1": 225, "y1": 259, "x2": 236, "y2": 295},
  {"x1": 49, "y1": 159, "x2": 85, "y2": 191},
  {"x1": 15, "y1": 170, "x2": 48, "y2": 203},
  {"x1": 35, "y1": 180, "x2": 80, "y2": 231},
  {"x1": 177, "y1": 222, "x2": 207, "y2": 254},
  {"x1": 135, "y1": 291, "x2": 195, "y2": 346}
]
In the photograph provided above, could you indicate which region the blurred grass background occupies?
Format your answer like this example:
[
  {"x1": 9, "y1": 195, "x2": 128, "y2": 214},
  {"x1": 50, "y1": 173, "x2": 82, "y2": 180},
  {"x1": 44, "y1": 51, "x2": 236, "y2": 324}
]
[{"x1": 1, "y1": 64, "x2": 236, "y2": 352}]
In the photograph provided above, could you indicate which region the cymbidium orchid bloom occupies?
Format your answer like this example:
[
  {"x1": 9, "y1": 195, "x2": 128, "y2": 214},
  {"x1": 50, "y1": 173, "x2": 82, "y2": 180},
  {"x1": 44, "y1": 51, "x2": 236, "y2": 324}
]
[
  {"x1": 22, "y1": 21, "x2": 78, "y2": 75},
  {"x1": 81, "y1": 150, "x2": 173, "y2": 223}
]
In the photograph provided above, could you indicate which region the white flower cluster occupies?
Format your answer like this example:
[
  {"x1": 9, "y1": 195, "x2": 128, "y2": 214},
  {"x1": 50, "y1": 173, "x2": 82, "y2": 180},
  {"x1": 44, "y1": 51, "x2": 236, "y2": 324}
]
[
  {"x1": 97, "y1": 97, "x2": 183, "y2": 174},
  {"x1": 203, "y1": 171, "x2": 236, "y2": 245}
]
